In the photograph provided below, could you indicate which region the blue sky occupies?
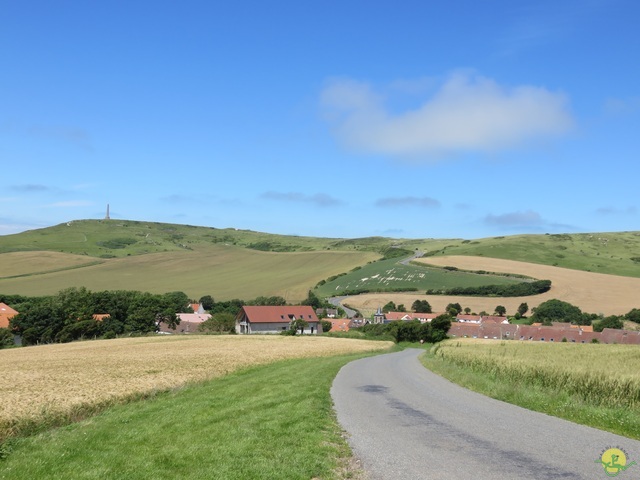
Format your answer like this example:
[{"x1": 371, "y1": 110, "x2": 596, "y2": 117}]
[{"x1": 1, "y1": 0, "x2": 639, "y2": 239}]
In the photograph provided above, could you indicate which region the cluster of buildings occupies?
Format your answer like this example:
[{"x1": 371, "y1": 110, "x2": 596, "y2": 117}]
[
  {"x1": 158, "y1": 304, "x2": 323, "y2": 335},
  {"x1": 373, "y1": 310, "x2": 640, "y2": 345}
]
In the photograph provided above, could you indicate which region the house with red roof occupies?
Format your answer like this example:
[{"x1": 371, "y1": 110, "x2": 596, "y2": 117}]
[
  {"x1": 0, "y1": 303, "x2": 18, "y2": 329},
  {"x1": 327, "y1": 318, "x2": 351, "y2": 332},
  {"x1": 235, "y1": 306, "x2": 321, "y2": 334}
]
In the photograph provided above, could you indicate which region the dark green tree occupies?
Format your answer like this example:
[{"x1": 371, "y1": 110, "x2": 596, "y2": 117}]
[
  {"x1": 0, "y1": 328, "x2": 14, "y2": 349},
  {"x1": 531, "y1": 299, "x2": 585, "y2": 325},
  {"x1": 320, "y1": 320, "x2": 332, "y2": 333},
  {"x1": 383, "y1": 301, "x2": 397, "y2": 312},
  {"x1": 517, "y1": 302, "x2": 529, "y2": 317},
  {"x1": 593, "y1": 315, "x2": 624, "y2": 332},
  {"x1": 494, "y1": 305, "x2": 507, "y2": 316},
  {"x1": 301, "y1": 290, "x2": 322, "y2": 310},
  {"x1": 446, "y1": 303, "x2": 462, "y2": 316},
  {"x1": 411, "y1": 300, "x2": 432, "y2": 313},
  {"x1": 198, "y1": 313, "x2": 236, "y2": 334},
  {"x1": 626, "y1": 308, "x2": 640, "y2": 324},
  {"x1": 199, "y1": 295, "x2": 215, "y2": 311}
]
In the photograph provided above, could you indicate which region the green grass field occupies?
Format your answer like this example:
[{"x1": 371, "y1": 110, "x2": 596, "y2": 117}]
[
  {"x1": 0, "y1": 353, "x2": 379, "y2": 480},
  {"x1": 313, "y1": 256, "x2": 524, "y2": 297},
  {"x1": 0, "y1": 244, "x2": 378, "y2": 301},
  {"x1": 422, "y1": 231, "x2": 640, "y2": 277}
]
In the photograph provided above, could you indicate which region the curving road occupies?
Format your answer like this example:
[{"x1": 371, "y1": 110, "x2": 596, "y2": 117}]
[{"x1": 331, "y1": 349, "x2": 640, "y2": 479}]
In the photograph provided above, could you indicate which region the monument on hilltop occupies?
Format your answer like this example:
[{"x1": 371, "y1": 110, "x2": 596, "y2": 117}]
[{"x1": 105, "y1": 204, "x2": 110, "y2": 220}]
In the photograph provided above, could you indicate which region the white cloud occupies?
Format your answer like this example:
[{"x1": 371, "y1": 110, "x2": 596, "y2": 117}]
[{"x1": 321, "y1": 72, "x2": 574, "y2": 159}]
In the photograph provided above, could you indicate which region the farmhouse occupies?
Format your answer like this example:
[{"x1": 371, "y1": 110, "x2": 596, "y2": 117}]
[
  {"x1": 235, "y1": 306, "x2": 321, "y2": 334},
  {"x1": 157, "y1": 312, "x2": 212, "y2": 334},
  {"x1": 0, "y1": 303, "x2": 18, "y2": 329}
]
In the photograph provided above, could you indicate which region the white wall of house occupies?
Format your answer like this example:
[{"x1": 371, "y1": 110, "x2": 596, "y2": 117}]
[{"x1": 237, "y1": 322, "x2": 320, "y2": 334}]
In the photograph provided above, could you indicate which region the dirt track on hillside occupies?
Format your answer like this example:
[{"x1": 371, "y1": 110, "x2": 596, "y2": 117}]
[{"x1": 343, "y1": 256, "x2": 640, "y2": 317}]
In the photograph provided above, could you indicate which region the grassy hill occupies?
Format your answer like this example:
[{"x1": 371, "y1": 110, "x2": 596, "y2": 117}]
[
  {"x1": 420, "y1": 232, "x2": 640, "y2": 278},
  {"x1": 1, "y1": 220, "x2": 639, "y2": 301}
]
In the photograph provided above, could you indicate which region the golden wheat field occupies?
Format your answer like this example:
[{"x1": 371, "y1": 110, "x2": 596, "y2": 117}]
[
  {"x1": 433, "y1": 338, "x2": 640, "y2": 408},
  {"x1": 0, "y1": 335, "x2": 392, "y2": 441}
]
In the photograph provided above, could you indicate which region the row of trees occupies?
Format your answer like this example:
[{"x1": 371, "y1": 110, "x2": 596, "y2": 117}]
[
  {"x1": 382, "y1": 300, "x2": 530, "y2": 318},
  {"x1": 529, "y1": 299, "x2": 640, "y2": 331}
]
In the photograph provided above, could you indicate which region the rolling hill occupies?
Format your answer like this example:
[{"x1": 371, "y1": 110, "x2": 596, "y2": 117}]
[{"x1": 1, "y1": 219, "x2": 639, "y2": 306}]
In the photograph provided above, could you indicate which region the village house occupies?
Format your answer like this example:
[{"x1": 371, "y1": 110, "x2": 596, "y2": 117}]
[
  {"x1": 327, "y1": 318, "x2": 352, "y2": 332},
  {"x1": 0, "y1": 303, "x2": 18, "y2": 329},
  {"x1": 235, "y1": 305, "x2": 321, "y2": 334},
  {"x1": 157, "y1": 311, "x2": 212, "y2": 334}
]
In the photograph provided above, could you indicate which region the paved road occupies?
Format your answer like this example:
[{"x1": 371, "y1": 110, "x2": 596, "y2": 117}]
[{"x1": 331, "y1": 349, "x2": 640, "y2": 479}]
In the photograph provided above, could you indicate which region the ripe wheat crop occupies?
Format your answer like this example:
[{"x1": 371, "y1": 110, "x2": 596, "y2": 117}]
[
  {"x1": 0, "y1": 335, "x2": 391, "y2": 442},
  {"x1": 433, "y1": 338, "x2": 640, "y2": 408}
]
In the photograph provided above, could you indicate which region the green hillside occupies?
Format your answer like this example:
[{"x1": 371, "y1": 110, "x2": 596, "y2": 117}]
[
  {"x1": 1, "y1": 220, "x2": 639, "y2": 301},
  {"x1": 421, "y1": 232, "x2": 640, "y2": 278}
]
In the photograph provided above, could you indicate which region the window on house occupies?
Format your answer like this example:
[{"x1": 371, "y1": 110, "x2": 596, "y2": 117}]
[
  {"x1": 282, "y1": 326, "x2": 287, "y2": 331},
  {"x1": 540, "y1": 338, "x2": 545, "y2": 341}
]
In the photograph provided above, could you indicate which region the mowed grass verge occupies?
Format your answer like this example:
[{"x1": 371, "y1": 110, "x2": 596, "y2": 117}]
[
  {"x1": 0, "y1": 336, "x2": 392, "y2": 444},
  {"x1": 0, "y1": 244, "x2": 378, "y2": 301},
  {"x1": 422, "y1": 339, "x2": 640, "y2": 440},
  {"x1": 0, "y1": 352, "x2": 387, "y2": 479}
]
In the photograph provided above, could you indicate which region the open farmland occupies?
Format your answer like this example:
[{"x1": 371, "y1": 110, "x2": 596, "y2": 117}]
[
  {"x1": 0, "y1": 244, "x2": 378, "y2": 301},
  {"x1": 0, "y1": 335, "x2": 392, "y2": 442},
  {"x1": 344, "y1": 255, "x2": 640, "y2": 316}
]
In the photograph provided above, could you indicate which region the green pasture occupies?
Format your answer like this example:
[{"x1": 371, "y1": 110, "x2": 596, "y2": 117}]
[
  {"x1": 0, "y1": 353, "x2": 380, "y2": 480},
  {"x1": 314, "y1": 256, "x2": 523, "y2": 297},
  {"x1": 0, "y1": 244, "x2": 378, "y2": 302},
  {"x1": 422, "y1": 231, "x2": 640, "y2": 278}
]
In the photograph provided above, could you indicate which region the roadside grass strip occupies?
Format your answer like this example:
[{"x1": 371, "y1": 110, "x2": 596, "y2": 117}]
[
  {"x1": 0, "y1": 353, "x2": 383, "y2": 480},
  {"x1": 422, "y1": 339, "x2": 640, "y2": 440}
]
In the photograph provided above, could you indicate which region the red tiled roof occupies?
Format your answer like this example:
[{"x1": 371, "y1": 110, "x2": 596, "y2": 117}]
[
  {"x1": 0, "y1": 303, "x2": 18, "y2": 329},
  {"x1": 328, "y1": 318, "x2": 351, "y2": 332},
  {"x1": 239, "y1": 306, "x2": 319, "y2": 324}
]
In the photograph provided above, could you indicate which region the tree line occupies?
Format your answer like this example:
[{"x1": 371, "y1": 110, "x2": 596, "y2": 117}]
[{"x1": 0, "y1": 289, "x2": 334, "y2": 347}]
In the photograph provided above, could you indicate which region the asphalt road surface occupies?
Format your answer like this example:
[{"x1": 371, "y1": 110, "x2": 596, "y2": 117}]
[{"x1": 331, "y1": 349, "x2": 640, "y2": 479}]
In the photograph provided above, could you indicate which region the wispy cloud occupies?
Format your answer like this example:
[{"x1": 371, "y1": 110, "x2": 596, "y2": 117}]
[
  {"x1": 375, "y1": 196, "x2": 440, "y2": 208},
  {"x1": 485, "y1": 210, "x2": 544, "y2": 227},
  {"x1": 321, "y1": 72, "x2": 573, "y2": 160},
  {"x1": 10, "y1": 184, "x2": 51, "y2": 193},
  {"x1": 596, "y1": 206, "x2": 637, "y2": 215},
  {"x1": 260, "y1": 191, "x2": 344, "y2": 207}
]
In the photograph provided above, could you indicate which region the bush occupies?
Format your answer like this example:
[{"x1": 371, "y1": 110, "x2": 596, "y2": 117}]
[{"x1": 0, "y1": 328, "x2": 14, "y2": 349}]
